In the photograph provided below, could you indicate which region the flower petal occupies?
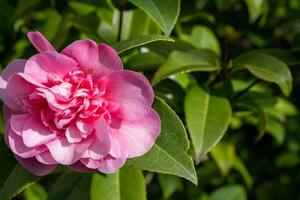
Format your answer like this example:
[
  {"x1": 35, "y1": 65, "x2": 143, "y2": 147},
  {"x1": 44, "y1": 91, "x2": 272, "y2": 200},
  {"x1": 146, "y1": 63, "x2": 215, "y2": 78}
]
[
  {"x1": 69, "y1": 161, "x2": 95, "y2": 173},
  {"x1": 62, "y1": 40, "x2": 122, "y2": 78},
  {"x1": 27, "y1": 31, "x2": 56, "y2": 53},
  {"x1": 24, "y1": 52, "x2": 78, "y2": 84},
  {"x1": 103, "y1": 70, "x2": 154, "y2": 121},
  {"x1": 22, "y1": 115, "x2": 57, "y2": 148},
  {"x1": 10, "y1": 114, "x2": 30, "y2": 136},
  {"x1": 16, "y1": 156, "x2": 57, "y2": 176},
  {"x1": 88, "y1": 117, "x2": 111, "y2": 160},
  {"x1": 8, "y1": 129, "x2": 43, "y2": 158},
  {"x1": 65, "y1": 122, "x2": 82, "y2": 143},
  {"x1": 46, "y1": 136, "x2": 93, "y2": 165},
  {"x1": 35, "y1": 150, "x2": 58, "y2": 165},
  {"x1": 111, "y1": 109, "x2": 160, "y2": 158},
  {"x1": 97, "y1": 154, "x2": 127, "y2": 174}
]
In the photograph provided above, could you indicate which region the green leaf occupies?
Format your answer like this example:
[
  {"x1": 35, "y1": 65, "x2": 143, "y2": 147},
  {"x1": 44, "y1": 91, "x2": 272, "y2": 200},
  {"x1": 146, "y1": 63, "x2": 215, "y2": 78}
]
[
  {"x1": 211, "y1": 142, "x2": 236, "y2": 176},
  {"x1": 245, "y1": 0, "x2": 264, "y2": 23},
  {"x1": 127, "y1": 0, "x2": 180, "y2": 35},
  {"x1": 90, "y1": 166, "x2": 146, "y2": 200},
  {"x1": 0, "y1": 164, "x2": 38, "y2": 200},
  {"x1": 48, "y1": 172, "x2": 92, "y2": 200},
  {"x1": 24, "y1": 183, "x2": 47, "y2": 200},
  {"x1": 180, "y1": 25, "x2": 221, "y2": 55},
  {"x1": 158, "y1": 174, "x2": 182, "y2": 199},
  {"x1": 184, "y1": 85, "x2": 232, "y2": 162},
  {"x1": 152, "y1": 49, "x2": 220, "y2": 85},
  {"x1": 126, "y1": 51, "x2": 165, "y2": 71},
  {"x1": 233, "y1": 52, "x2": 292, "y2": 96},
  {"x1": 253, "y1": 49, "x2": 300, "y2": 65},
  {"x1": 211, "y1": 185, "x2": 247, "y2": 200},
  {"x1": 112, "y1": 34, "x2": 174, "y2": 54},
  {"x1": 233, "y1": 157, "x2": 253, "y2": 189},
  {"x1": 127, "y1": 97, "x2": 197, "y2": 185}
]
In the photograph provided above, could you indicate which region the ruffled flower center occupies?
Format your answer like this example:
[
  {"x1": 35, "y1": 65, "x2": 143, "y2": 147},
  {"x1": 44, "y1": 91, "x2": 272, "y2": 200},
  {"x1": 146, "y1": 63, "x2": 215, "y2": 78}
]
[{"x1": 23, "y1": 69, "x2": 119, "y2": 138}]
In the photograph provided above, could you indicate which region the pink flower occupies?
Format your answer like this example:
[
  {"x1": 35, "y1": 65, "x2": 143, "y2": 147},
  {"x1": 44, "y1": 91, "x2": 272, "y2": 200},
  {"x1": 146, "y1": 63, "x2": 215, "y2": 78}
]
[{"x1": 0, "y1": 32, "x2": 160, "y2": 176}]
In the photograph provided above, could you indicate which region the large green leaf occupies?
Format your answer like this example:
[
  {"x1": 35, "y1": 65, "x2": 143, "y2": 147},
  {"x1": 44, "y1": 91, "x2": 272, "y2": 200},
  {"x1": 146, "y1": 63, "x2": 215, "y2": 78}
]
[
  {"x1": 127, "y1": 0, "x2": 180, "y2": 36},
  {"x1": 24, "y1": 183, "x2": 47, "y2": 200},
  {"x1": 0, "y1": 138, "x2": 38, "y2": 200},
  {"x1": 90, "y1": 166, "x2": 146, "y2": 200},
  {"x1": 127, "y1": 97, "x2": 197, "y2": 184},
  {"x1": 48, "y1": 172, "x2": 92, "y2": 200},
  {"x1": 180, "y1": 25, "x2": 221, "y2": 55},
  {"x1": 0, "y1": 164, "x2": 38, "y2": 200},
  {"x1": 233, "y1": 52, "x2": 292, "y2": 96},
  {"x1": 112, "y1": 34, "x2": 174, "y2": 54},
  {"x1": 152, "y1": 49, "x2": 220, "y2": 85},
  {"x1": 184, "y1": 86, "x2": 232, "y2": 163}
]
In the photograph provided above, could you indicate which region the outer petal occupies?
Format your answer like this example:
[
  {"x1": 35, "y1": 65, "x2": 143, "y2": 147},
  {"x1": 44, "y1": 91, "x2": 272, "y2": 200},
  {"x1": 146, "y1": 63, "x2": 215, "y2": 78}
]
[
  {"x1": 7, "y1": 130, "x2": 43, "y2": 158},
  {"x1": 111, "y1": 109, "x2": 160, "y2": 158},
  {"x1": 35, "y1": 150, "x2": 58, "y2": 165},
  {"x1": 97, "y1": 154, "x2": 127, "y2": 174},
  {"x1": 88, "y1": 117, "x2": 111, "y2": 160},
  {"x1": 69, "y1": 161, "x2": 95, "y2": 173},
  {"x1": 65, "y1": 122, "x2": 82, "y2": 143},
  {"x1": 22, "y1": 115, "x2": 57, "y2": 147},
  {"x1": 62, "y1": 40, "x2": 122, "y2": 78},
  {"x1": 10, "y1": 114, "x2": 30, "y2": 136},
  {"x1": 27, "y1": 31, "x2": 56, "y2": 53},
  {"x1": 46, "y1": 136, "x2": 93, "y2": 165},
  {"x1": 24, "y1": 52, "x2": 78, "y2": 84},
  {"x1": 16, "y1": 156, "x2": 57, "y2": 176},
  {"x1": 103, "y1": 70, "x2": 154, "y2": 121},
  {"x1": 0, "y1": 60, "x2": 27, "y2": 111}
]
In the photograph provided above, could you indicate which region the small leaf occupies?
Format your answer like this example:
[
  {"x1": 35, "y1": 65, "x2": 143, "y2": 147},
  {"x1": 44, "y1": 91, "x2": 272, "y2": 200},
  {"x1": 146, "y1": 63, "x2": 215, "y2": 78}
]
[
  {"x1": 158, "y1": 174, "x2": 182, "y2": 199},
  {"x1": 211, "y1": 142, "x2": 236, "y2": 176},
  {"x1": 48, "y1": 172, "x2": 91, "y2": 200},
  {"x1": 245, "y1": 0, "x2": 264, "y2": 23},
  {"x1": 24, "y1": 183, "x2": 47, "y2": 200},
  {"x1": 128, "y1": 97, "x2": 197, "y2": 185},
  {"x1": 127, "y1": 0, "x2": 180, "y2": 35},
  {"x1": 210, "y1": 185, "x2": 247, "y2": 200},
  {"x1": 233, "y1": 157, "x2": 253, "y2": 189},
  {"x1": 112, "y1": 35, "x2": 174, "y2": 54},
  {"x1": 184, "y1": 85, "x2": 232, "y2": 162},
  {"x1": 90, "y1": 166, "x2": 146, "y2": 200},
  {"x1": 152, "y1": 49, "x2": 220, "y2": 85},
  {"x1": 180, "y1": 25, "x2": 221, "y2": 55},
  {"x1": 233, "y1": 52, "x2": 292, "y2": 96}
]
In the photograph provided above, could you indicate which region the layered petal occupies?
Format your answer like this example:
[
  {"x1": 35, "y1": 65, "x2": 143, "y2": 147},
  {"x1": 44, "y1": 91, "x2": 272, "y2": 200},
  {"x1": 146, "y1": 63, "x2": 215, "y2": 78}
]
[
  {"x1": 24, "y1": 52, "x2": 78, "y2": 84},
  {"x1": 62, "y1": 40, "x2": 122, "y2": 78},
  {"x1": 22, "y1": 115, "x2": 57, "y2": 147},
  {"x1": 111, "y1": 109, "x2": 160, "y2": 158},
  {"x1": 16, "y1": 156, "x2": 57, "y2": 176},
  {"x1": 27, "y1": 31, "x2": 56, "y2": 53},
  {"x1": 103, "y1": 70, "x2": 154, "y2": 121},
  {"x1": 46, "y1": 136, "x2": 93, "y2": 165},
  {"x1": 10, "y1": 114, "x2": 30, "y2": 135}
]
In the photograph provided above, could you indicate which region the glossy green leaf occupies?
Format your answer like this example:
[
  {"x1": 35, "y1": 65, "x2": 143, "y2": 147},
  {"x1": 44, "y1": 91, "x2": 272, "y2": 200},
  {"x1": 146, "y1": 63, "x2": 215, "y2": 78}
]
[
  {"x1": 184, "y1": 85, "x2": 232, "y2": 162},
  {"x1": 180, "y1": 25, "x2": 221, "y2": 55},
  {"x1": 90, "y1": 166, "x2": 146, "y2": 200},
  {"x1": 0, "y1": 164, "x2": 38, "y2": 200},
  {"x1": 254, "y1": 49, "x2": 300, "y2": 65},
  {"x1": 48, "y1": 172, "x2": 91, "y2": 200},
  {"x1": 126, "y1": 51, "x2": 165, "y2": 71},
  {"x1": 127, "y1": 0, "x2": 180, "y2": 35},
  {"x1": 112, "y1": 34, "x2": 174, "y2": 54},
  {"x1": 127, "y1": 97, "x2": 197, "y2": 184},
  {"x1": 24, "y1": 183, "x2": 47, "y2": 200},
  {"x1": 152, "y1": 49, "x2": 220, "y2": 85},
  {"x1": 211, "y1": 185, "x2": 247, "y2": 200},
  {"x1": 233, "y1": 52, "x2": 292, "y2": 96}
]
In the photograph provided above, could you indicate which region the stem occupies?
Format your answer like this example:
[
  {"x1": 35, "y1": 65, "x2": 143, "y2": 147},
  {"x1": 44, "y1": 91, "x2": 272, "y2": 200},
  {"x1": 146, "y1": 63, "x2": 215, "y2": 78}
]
[
  {"x1": 117, "y1": 0, "x2": 126, "y2": 42},
  {"x1": 233, "y1": 79, "x2": 260, "y2": 100}
]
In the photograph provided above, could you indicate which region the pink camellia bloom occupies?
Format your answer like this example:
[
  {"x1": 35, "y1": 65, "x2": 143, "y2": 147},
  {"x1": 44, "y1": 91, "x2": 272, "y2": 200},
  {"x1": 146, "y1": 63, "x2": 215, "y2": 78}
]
[{"x1": 0, "y1": 32, "x2": 160, "y2": 176}]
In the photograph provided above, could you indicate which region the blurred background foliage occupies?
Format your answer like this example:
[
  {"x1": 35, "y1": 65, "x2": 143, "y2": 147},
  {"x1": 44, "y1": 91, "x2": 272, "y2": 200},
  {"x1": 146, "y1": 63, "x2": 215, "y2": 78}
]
[{"x1": 1, "y1": 0, "x2": 300, "y2": 199}]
